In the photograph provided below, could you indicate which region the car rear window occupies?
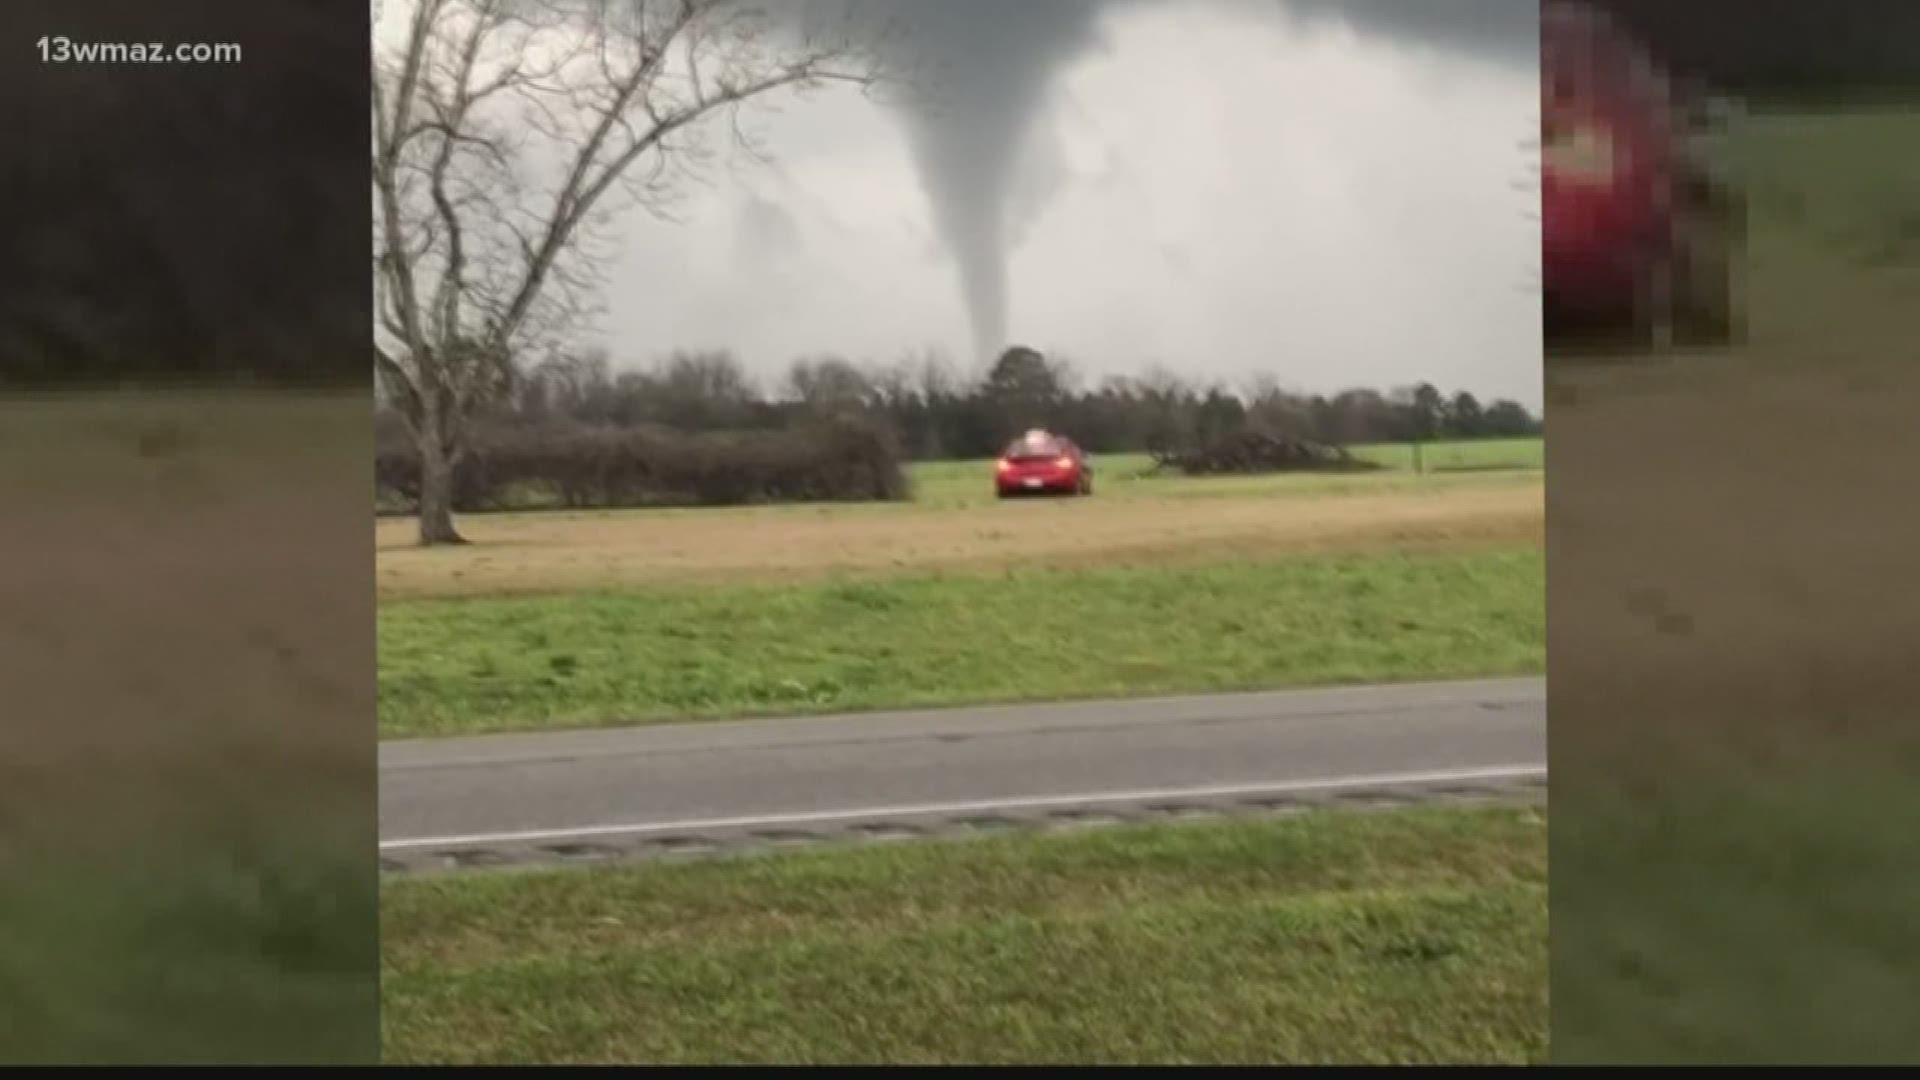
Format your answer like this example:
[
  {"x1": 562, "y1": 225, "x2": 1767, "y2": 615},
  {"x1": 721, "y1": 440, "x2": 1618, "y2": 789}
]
[{"x1": 1004, "y1": 437, "x2": 1066, "y2": 460}]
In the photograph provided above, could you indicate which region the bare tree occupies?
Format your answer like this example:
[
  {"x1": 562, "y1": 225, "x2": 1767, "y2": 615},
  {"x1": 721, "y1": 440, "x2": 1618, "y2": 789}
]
[
  {"x1": 785, "y1": 355, "x2": 876, "y2": 416},
  {"x1": 373, "y1": 0, "x2": 884, "y2": 544},
  {"x1": 903, "y1": 347, "x2": 957, "y2": 400}
]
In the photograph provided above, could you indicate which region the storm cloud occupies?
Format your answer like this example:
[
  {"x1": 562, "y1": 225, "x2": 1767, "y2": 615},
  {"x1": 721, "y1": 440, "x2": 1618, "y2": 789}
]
[
  {"x1": 599, "y1": 0, "x2": 1543, "y2": 406},
  {"x1": 1278, "y1": 0, "x2": 1539, "y2": 66},
  {"x1": 808, "y1": 0, "x2": 1536, "y2": 365},
  {"x1": 870, "y1": 0, "x2": 1107, "y2": 362}
]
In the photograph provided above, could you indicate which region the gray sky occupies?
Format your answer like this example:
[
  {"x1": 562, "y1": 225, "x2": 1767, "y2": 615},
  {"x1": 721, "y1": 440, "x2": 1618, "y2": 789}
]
[
  {"x1": 606, "y1": 0, "x2": 1541, "y2": 407},
  {"x1": 381, "y1": 0, "x2": 1544, "y2": 408}
]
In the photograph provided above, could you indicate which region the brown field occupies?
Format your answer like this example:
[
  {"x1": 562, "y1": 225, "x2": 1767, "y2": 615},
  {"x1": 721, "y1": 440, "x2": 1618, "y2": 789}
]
[
  {"x1": 375, "y1": 477, "x2": 1544, "y2": 600},
  {"x1": 1547, "y1": 346, "x2": 1920, "y2": 760},
  {"x1": 3, "y1": 393, "x2": 373, "y2": 793}
]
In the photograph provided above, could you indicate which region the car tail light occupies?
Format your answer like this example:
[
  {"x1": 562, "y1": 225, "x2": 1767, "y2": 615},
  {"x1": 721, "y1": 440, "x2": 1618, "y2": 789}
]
[
  {"x1": 995, "y1": 458, "x2": 1012, "y2": 473},
  {"x1": 1055, "y1": 455, "x2": 1073, "y2": 469}
]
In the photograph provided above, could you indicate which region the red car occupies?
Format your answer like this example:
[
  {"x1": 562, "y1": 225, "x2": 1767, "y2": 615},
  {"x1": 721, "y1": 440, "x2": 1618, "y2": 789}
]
[
  {"x1": 994, "y1": 430, "x2": 1093, "y2": 498},
  {"x1": 1541, "y1": 0, "x2": 1741, "y2": 350}
]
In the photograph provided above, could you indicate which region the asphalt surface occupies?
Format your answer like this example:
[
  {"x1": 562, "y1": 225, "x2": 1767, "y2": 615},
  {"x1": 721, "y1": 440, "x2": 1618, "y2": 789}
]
[{"x1": 380, "y1": 676, "x2": 1545, "y2": 873}]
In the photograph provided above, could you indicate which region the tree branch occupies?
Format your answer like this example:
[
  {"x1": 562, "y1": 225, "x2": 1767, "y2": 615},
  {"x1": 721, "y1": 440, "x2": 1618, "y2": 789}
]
[{"x1": 374, "y1": 0, "x2": 885, "y2": 460}]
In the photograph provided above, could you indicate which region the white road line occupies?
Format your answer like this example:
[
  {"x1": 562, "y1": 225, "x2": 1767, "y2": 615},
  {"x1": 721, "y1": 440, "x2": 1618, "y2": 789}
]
[{"x1": 379, "y1": 762, "x2": 1547, "y2": 853}]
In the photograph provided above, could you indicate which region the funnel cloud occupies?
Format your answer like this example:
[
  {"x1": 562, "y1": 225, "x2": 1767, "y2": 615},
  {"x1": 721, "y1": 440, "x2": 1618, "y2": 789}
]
[
  {"x1": 825, "y1": 0, "x2": 1108, "y2": 363},
  {"x1": 823, "y1": 0, "x2": 1535, "y2": 366},
  {"x1": 594, "y1": 0, "x2": 1544, "y2": 408}
]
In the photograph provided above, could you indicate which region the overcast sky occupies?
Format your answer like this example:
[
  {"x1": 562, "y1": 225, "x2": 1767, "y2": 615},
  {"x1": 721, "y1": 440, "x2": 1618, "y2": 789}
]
[{"x1": 381, "y1": 0, "x2": 1544, "y2": 408}]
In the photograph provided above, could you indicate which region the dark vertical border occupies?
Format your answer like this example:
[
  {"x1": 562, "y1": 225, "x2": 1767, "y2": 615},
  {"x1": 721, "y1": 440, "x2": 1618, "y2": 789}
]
[
  {"x1": 0, "y1": 0, "x2": 376, "y2": 1064},
  {"x1": 1546, "y1": 0, "x2": 1920, "y2": 1063}
]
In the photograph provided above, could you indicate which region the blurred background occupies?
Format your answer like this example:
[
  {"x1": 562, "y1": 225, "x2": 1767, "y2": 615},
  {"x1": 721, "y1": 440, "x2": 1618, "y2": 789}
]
[{"x1": 1542, "y1": 0, "x2": 1920, "y2": 1064}]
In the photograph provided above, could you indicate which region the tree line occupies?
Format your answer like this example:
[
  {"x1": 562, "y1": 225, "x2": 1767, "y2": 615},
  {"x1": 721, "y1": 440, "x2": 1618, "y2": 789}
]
[{"x1": 404, "y1": 344, "x2": 1543, "y2": 462}]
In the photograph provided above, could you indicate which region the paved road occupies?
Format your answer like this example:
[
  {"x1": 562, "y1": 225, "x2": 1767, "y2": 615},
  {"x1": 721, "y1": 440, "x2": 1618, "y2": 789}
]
[{"x1": 381, "y1": 676, "x2": 1545, "y2": 872}]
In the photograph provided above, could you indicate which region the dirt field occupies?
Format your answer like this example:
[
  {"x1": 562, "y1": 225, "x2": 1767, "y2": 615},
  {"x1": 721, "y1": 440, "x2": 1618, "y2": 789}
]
[
  {"x1": 376, "y1": 474, "x2": 1543, "y2": 600},
  {"x1": 3, "y1": 393, "x2": 373, "y2": 795},
  {"x1": 1546, "y1": 348, "x2": 1920, "y2": 759}
]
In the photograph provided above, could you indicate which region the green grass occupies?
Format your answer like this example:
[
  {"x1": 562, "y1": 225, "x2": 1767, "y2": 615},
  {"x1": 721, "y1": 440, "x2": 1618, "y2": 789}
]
[
  {"x1": 378, "y1": 547, "x2": 1544, "y2": 738},
  {"x1": 382, "y1": 803, "x2": 1547, "y2": 1064},
  {"x1": 1348, "y1": 437, "x2": 1544, "y2": 473},
  {"x1": 0, "y1": 808, "x2": 377, "y2": 1065},
  {"x1": 1728, "y1": 109, "x2": 1920, "y2": 357},
  {"x1": 1552, "y1": 750, "x2": 1920, "y2": 1064},
  {"x1": 0, "y1": 390, "x2": 366, "y2": 488}
]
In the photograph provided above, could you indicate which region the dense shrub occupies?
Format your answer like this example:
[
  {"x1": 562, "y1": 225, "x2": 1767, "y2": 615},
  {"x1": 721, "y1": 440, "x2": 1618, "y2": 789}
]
[
  {"x1": 375, "y1": 418, "x2": 908, "y2": 513},
  {"x1": 1150, "y1": 429, "x2": 1384, "y2": 476}
]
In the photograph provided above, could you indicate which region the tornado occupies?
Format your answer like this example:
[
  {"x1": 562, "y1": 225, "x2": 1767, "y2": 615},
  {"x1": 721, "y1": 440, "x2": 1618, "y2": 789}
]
[
  {"x1": 861, "y1": 0, "x2": 1107, "y2": 363},
  {"x1": 788, "y1": 0, "x2": 1534, "y2": 364}
]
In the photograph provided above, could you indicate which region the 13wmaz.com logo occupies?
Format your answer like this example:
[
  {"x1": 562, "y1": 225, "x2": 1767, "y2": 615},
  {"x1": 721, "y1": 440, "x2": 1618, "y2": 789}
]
[{"x1": 37, "y1": 36, "x2": 242, "y2": 64}]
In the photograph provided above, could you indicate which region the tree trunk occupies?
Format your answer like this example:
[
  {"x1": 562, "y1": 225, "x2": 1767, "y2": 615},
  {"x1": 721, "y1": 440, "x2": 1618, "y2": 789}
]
[{"x1": 416, "y1": 436, "x2": 465, "y2": 546}]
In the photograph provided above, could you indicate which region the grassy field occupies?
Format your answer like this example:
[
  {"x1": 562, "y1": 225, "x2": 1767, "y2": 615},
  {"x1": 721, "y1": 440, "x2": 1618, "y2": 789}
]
[
  {"x1": 381, "y1": 547, "x2": 1543, "y2": 738},
  {"x1": 382, "y1": 803, "x2": 1547, "y2": 1065},
  {"x1": 377, "y1": 436, "x2": 1543, "y2": 738},
  {"x1": 377, "y1": 438, "x2": 1541, "y2": 600},
  {"x1": 1552, "y1": 756, "x2": 1920, "y2": 1065},
  {"x1": 0, "y1": 806, "x2": 375, "y2": 1065},
  {"x1": 906, "y1": 438, "x2": 1543, "y2": 505},
  {"x1": 1717, "y1": 109, "x2": 1920, "y2": 361}
]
